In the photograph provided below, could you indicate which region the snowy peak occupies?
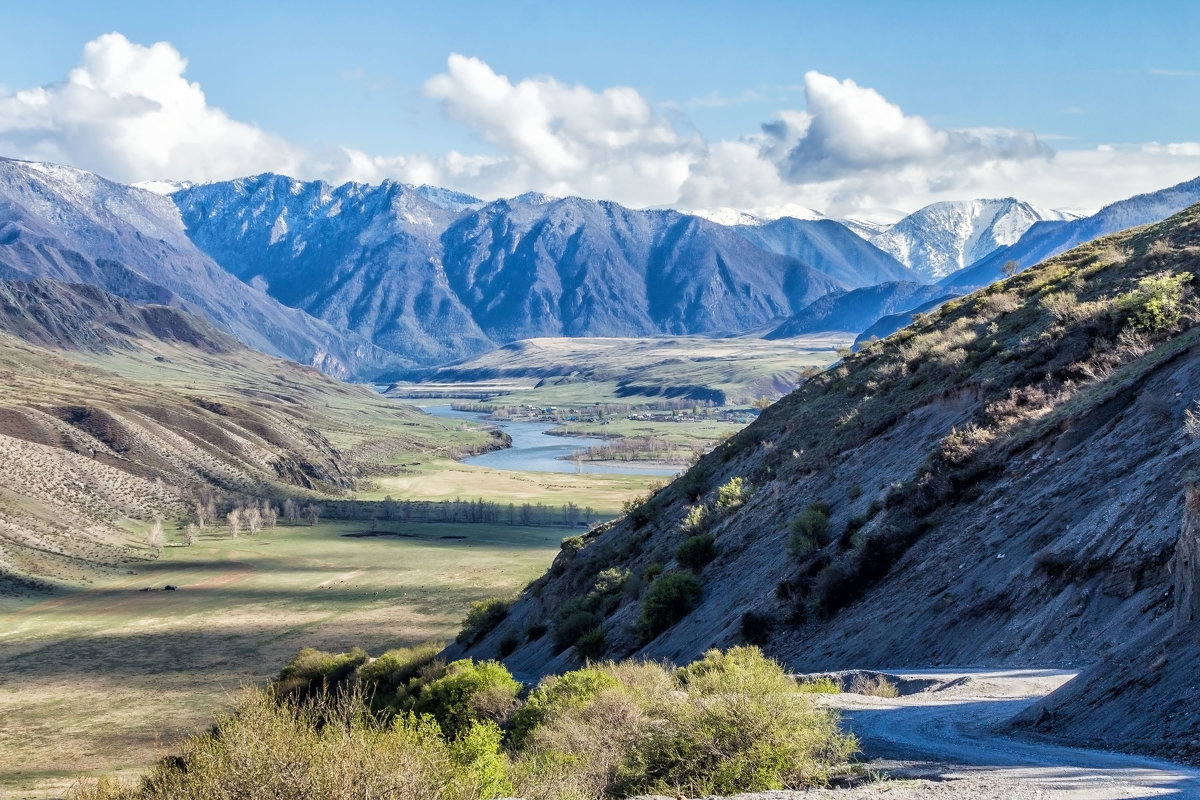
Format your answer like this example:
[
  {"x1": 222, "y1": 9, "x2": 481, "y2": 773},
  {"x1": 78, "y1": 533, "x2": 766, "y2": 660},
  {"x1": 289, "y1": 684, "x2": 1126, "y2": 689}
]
[{"x1": 869, "y1": 198, "x2": 1075, "y2": 280}]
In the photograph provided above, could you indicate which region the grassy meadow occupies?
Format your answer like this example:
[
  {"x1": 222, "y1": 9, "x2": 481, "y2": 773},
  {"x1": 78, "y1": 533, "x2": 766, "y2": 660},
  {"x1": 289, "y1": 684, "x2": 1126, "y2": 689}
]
[{"x1": 0, "y1": 518, "x2": 565, "y2": 798}]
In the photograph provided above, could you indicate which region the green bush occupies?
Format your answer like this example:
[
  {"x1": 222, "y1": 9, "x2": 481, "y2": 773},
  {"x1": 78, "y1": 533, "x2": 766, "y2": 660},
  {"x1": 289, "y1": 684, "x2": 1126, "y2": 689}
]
[
  {"x1": 680, "y1": 504, "x2": 709, "y2": 533},
  {"x1": 787, "y1": 503, "x2": 832, "y2": 561},
  {"x1": 456, "y1": 596, "x2": 512, "y2": 646},
  {"x1": 716, "y1": 476, "x2": 749, "y2": 510},
  {"x1": 497, "y1": 629, "x2": 521, "y2": 658},
  {"x1": 551, "y1": 599, "x2": 604, "y2": 653},
  {"x1": 413, "y1": 659, "x2": 520, "y2": 739},
  {"x1": 355, "y1": 641, "x2": 442, "y2": 707},
  {"x1": 72, "y1": 689, "x2": 511, "y2": 800},
  {"x1": 675, "y1": 533, "x2": 717, "y2": 571},
  {"x1": 508, "y1": 666, "x2": 620, "y2": 748},
  {"x1": 642, "y1": 561, "x2": 664, "y2": 583},
  {"x1": 638, "y1": 571, "x2": 702, "y2": 642},
  {"x1": 740, "y1": 610, "x2": 774, "y2": 645},
  {"x1": 573, "y1": 626, "x2": 606, "y2": 662},
  {"x1": 560, "y1": 535, "x2": 585, "y2": 552},
  {"x1": 586, "y1": 567, "x2": 630, "y2": 615},
  {"x1": 1122, "y1": 271, "x2": 1193, "y2": 332},
  {"x1": 273, "y1": 646, "x2": 369, "y2": 701}
]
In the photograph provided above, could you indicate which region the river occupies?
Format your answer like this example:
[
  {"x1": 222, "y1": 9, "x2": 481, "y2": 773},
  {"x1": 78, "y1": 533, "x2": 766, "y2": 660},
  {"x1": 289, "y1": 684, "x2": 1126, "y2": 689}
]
[{"x1": 422, "y1": 404, "x2": 680, "y2": 477}]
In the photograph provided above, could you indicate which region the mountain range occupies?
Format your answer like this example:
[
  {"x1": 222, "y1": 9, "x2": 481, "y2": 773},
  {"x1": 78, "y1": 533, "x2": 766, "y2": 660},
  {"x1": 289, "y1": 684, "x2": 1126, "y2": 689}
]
[{"x1": 3, "y1": 156, "x2": 1199, "y2": 378}]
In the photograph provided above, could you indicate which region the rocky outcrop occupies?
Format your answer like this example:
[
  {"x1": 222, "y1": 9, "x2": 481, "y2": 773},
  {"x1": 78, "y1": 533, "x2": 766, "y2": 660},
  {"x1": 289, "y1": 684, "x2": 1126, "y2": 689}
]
[{"x1": 1176, "y1": 484, "x2": 1200, "y2": 634}]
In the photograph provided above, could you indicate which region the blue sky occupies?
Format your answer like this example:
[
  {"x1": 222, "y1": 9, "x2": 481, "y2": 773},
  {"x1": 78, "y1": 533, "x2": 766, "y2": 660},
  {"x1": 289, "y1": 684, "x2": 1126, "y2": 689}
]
[{"x1": 1, "y1": 1, "x2": 1198, "y2": 218}]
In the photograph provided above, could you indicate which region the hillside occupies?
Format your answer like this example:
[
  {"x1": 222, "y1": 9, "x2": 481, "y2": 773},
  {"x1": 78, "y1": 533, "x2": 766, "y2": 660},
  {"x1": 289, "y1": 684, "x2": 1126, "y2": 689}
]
[
  {"x1": 942, "y1": 175, "x2": 1200, "y2": 290},
  {"x1": 0, "y1": 158, "x2": 399, "y2": 379},
  {"x1": 452, "y1": 204, "x2": 1200, "y2": 761},
  {"x1": 0, "y1": 278, "x2": 494, "y2": 594}
]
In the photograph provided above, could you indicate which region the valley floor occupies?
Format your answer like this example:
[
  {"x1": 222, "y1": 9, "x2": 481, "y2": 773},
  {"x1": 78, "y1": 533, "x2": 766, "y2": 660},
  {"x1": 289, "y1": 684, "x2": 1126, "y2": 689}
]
[{"x1": 0, "y1": 519, "x2": 563, "y2": 798}]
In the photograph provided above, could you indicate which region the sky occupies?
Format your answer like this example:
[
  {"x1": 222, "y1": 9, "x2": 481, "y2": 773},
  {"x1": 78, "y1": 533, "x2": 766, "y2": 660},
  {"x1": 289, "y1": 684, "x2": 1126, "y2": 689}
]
[{"x1": 1, "y1": 1, "x2": 1198, "y2": 220}]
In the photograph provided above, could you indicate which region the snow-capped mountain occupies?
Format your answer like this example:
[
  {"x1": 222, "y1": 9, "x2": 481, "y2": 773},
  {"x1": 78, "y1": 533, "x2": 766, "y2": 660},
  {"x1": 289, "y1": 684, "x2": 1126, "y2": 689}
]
[
  {"x1": 869, "y1": 199, "x2": 1076, "y2": 280},
  {"x1": 0, "y1": 158, "x2": 396, "y2": 377},
  {"x1": 941, "y1": 175, "x2": 1200, "y2": 290}
]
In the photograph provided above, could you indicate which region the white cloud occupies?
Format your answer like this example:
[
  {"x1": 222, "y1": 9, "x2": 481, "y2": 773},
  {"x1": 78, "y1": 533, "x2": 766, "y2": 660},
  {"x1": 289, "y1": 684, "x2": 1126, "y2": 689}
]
[
  {"x1": 1, "y1": 34, "x2": 1198, "y2": 220},
  {"x1": 0, "y1": 33, "x2": 308, "y2": 183}
]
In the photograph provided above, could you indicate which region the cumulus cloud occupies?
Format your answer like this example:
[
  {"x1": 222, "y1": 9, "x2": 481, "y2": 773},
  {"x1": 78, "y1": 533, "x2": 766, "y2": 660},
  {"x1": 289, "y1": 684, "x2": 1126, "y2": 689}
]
[
  {"x1": 0, "y1": 33, "x2": 308, "y2": 183},
  {"x1": 2, "y1": 34, "x2": 1199, "y2": 219}
]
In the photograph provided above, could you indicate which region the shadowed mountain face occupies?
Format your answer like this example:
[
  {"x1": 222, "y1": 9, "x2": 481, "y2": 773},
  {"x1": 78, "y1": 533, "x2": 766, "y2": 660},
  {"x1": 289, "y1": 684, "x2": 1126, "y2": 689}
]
[
  {"x1": 766, "y1": 281, "x2": 953, "y2": 339},
  {"x1": 734, "y1": 217, "x2": 922, "y2": 288},
  {"x1": 441, "y1": 197, "x2": 846, "y2": 341},
  {"x1": 941, "y1": 176, "x2": 1200, "y2": 290},
  {"x1": 176, "y1": 181, "x2": 846, "y2": 356},
  {"x1": 0, "y1": 159, "x2": 399, "y2": 379}
]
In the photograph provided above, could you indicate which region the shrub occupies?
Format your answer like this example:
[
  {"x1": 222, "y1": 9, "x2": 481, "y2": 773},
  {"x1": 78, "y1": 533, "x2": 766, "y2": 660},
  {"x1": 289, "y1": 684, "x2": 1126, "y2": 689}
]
[
  {"x1": 619, "y1": 647, "x2": 859, "y2": 796},
  {"x1": 498, "y1": 629, "x2": 521, "y2": 658},
  {"x1": 456, "y1": 596, "x2": 512, "y2": 645},
  {"x1": 787, "y1": 503, "x2": 832, "y2": 561},
  {"x1": 560, "y1": 535, "x2": 585, "y2": 552},
  {"x1": 716, "y1": 477, "x2": 749, "y2": 510},
  {"x1": 680, "y1": 504, "x2": 709, "y2": 534},
  {"x1": 638, "y1": 571, "x2": 702, "y2": 642},
  {"x1": 740, "y1": 610, "x2": 774, "y2": 645},
  {"x1": 509, "y1": 667, "x2": 621, "y2": 748},
  {"x1": 573, "y1": 626, "x2": 607, "y2": 662},
  {"x1": 675, "y1": 533, "x2": 717, "y2": 571},
  {"x1": 1121, "y1": 270, "x2": 1193, "y2": 332},
  {"x1": 355, "y1": 641, "x2": 443, "y2": 707},
  {"x1": 412, "y1": 659, "x2": 520, "y2": 739},
  {"x1": 72, "y1": 689, "x2": 511, "y2": 800},
  {"x1": 850, "y1": 673, "x2": 899, "y2": 697},
  {"x1": 586, "y1": 568, "x2": 630, "y2": 615},
  {"x1": 551, "y1": 599, "x2": 604, "y2": 653},
  {"x1": 273, "y1": 647, "x2": 369, "y2": 700},
  {"x1": 796, "y1": 676, "x2": 842, "y2": 694},
  {"x1": 642, "y1": 561, "x2": 664, "y2": 583},
  {"x1": 525, "y1": 622, "x2": 547, "y2": 642}
]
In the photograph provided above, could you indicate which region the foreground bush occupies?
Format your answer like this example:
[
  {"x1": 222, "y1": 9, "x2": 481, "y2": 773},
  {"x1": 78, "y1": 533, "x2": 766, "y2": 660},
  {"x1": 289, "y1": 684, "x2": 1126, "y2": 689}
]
[
  {"x1": 71, "y1": 689, "x2": 509, "y2": 800},
  {"x1": 511, "y1": 646, "x2": 858, "y2": 798},
  {"x1": 73, "y1": 646, "x2": 857, "y2": 800}
]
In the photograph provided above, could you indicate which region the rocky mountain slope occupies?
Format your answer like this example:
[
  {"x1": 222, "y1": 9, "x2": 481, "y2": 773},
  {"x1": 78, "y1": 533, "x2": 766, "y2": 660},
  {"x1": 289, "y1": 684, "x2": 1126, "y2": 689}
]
[
  {"x1": 0, "y1": 158, "x2": 396, "y2": 378},
  {"x1": 765, "y1": 281, "x2": 952, "y2": 338},
  {"x1": 869, "y1": 198, "x2": 1074, "y2": 280},
  {"x1": 943, "y1": 176, "x2": 1200, "y2": 291},
  {"x1": 0, "y1": 277, "x2": 492, "y2": 595},
  {"x1": 733, "y1": 217, "x2": 922, "y2": 288},
  {"x1": 177, "y1": 181, "x2": 847, "y2": 358},
  {"x1": 451, "y1": 204, "x2": 1200, "y2": 762}
]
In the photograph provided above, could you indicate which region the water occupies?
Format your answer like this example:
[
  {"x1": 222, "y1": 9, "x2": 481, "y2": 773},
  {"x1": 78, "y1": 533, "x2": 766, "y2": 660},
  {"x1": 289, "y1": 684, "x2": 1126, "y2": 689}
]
[{"x1": 422, "y1": 404, "x2": 680, "y2": 476}]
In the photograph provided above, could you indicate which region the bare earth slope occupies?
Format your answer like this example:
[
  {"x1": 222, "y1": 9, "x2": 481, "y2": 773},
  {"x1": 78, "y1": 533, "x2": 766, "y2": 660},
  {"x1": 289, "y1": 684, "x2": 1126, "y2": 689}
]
[
  {"x1": 0, "y1": 278, "x2": 491, "y2": 595},
  {"x1": 454, "y1": 204, "x2": 1200, "y2": 764}
]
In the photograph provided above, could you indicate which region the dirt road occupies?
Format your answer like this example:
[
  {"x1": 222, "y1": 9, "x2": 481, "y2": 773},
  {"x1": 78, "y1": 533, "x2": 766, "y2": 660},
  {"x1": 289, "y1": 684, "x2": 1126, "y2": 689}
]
[{"x1": 826, "y1": 668, "x2": 1200, "y2": 799}]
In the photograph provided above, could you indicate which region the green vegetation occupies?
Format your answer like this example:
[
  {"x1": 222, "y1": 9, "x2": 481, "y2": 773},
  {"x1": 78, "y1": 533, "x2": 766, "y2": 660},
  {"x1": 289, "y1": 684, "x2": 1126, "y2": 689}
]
[
  {"x1": 72, "y1": 646, "x2": 857, "y2": 800},
  {"x1": 676, "y1": 532, "x2": 717, "y2": 571},
  {"x1": 786, "y1": 502, "x2": 833, "y2": 560},
  {"x1": 638, "y1": 570, "x2": 702, "y2": 641},
  {"x1": 457, "y1": 596, "x2": 513, "y2": 645},
  {"x1": 716, "y1": 476, "x2": 749, "y2": 509}
]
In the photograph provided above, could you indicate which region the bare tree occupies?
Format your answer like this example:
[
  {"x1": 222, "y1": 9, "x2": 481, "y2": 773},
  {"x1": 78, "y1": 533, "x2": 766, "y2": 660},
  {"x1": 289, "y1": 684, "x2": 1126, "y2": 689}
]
[
  {"x1": 283, "y1": 498, "x2": 299, "y2": 523},
  {"x1": 1002, "y1": 260, "x2": 1020, "y2": 279},
  {"x1": 244, "y1": 505, "x2": 263, "y2": 533},
  {"x1": 147, "y1": 517, "x2": 165, "y2": 555},
  {"x1": 261, "y1": 499, "x2": 278, "y2": 529},
  {"x1": 227, "y1": 509, "x2": 242, "y2": 538},
  {"x1": 182, "y1": 523, "x2": 198, "y2": 547},
  {"x1": 304, "y1": 503, "x2": 320, "y2": 526}
]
